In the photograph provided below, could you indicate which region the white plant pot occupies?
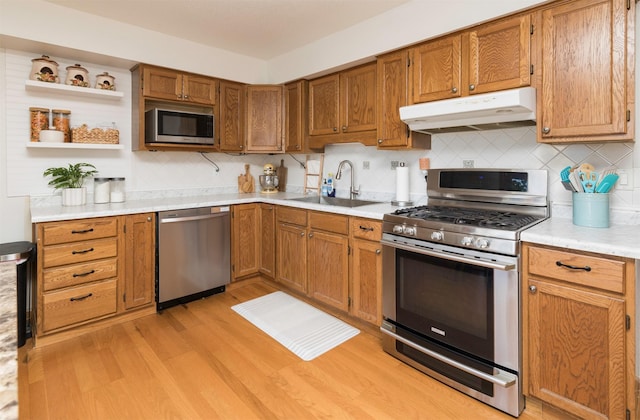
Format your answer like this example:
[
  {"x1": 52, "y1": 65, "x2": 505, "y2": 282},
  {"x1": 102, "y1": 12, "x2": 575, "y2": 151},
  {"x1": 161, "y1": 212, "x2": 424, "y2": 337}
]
[{"x1": 62, "y1": 187, "x2": 86, "y2": 206}]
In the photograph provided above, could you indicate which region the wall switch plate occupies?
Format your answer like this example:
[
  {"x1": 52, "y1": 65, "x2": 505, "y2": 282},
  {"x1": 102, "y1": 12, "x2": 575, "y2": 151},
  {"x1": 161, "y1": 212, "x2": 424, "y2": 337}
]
[
  {"x1": 391, "y1": 160, "x2": 399, "y2": 170},
  {"x1": 363, "y1": 161, "x2": 370, "y2": 170},
  {"x1": 463, "y1": 160, "x2": 475, "y2": 168}
]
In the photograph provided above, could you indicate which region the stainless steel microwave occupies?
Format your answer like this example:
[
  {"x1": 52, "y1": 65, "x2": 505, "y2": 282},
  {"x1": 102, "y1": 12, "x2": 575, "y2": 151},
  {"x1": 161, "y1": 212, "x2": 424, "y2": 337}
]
[{"x1": 145, "y1": 108, "x2": 214, "y2": 145}]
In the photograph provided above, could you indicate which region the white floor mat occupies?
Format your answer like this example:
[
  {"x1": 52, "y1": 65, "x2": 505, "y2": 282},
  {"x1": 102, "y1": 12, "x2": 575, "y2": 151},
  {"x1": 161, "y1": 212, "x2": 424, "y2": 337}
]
[{"x1": 231, "y1": 291, "x2": 360, "y2": 361}]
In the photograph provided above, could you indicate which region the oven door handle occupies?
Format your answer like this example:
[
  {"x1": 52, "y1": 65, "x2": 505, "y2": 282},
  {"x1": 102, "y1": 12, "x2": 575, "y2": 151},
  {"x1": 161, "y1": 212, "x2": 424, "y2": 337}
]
[
  {"x1": 380, "y1": 239, "x2": 515, "y2": 271},
  {"x1": 380, "y1": 324, "x2": 516, "y2": 388}
]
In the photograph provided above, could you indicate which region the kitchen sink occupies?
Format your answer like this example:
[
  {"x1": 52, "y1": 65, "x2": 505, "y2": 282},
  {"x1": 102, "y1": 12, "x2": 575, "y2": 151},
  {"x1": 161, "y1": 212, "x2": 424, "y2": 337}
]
[{"x1": 287, "y1": 196, "x2": 382, "y2": 208}]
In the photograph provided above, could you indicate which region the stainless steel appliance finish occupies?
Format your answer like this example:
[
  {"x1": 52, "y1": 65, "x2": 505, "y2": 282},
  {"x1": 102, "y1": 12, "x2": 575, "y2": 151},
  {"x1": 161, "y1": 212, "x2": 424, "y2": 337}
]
[
  {"x1": 145, "y1": 108, "x2": 215, "y2": 146},
  {"x1": 157, "y1": 206, "x2": 230, "y2": 311},
  {"x1": 381, "y1": 168, "x2": 549, "y2": 417}
]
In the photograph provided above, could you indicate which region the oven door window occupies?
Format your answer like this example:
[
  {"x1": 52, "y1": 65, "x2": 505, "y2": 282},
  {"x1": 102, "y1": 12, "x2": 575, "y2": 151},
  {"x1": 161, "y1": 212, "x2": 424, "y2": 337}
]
[{"x1": 396, "y1": 249, "x2": 494, "y2": 362}]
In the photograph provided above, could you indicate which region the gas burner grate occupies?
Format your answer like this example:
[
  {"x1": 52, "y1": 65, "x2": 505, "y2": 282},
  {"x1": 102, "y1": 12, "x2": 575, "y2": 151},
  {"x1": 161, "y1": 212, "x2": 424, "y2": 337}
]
[{"x1": 394, "y1": 206, "x2": 541, "y2": 231}]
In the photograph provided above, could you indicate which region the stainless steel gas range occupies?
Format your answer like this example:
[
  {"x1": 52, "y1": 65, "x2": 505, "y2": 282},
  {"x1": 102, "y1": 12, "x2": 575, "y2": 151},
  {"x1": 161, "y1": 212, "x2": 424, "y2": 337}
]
[{"x1": 380, "y1": 168, "x2": 549, "y2": 417}]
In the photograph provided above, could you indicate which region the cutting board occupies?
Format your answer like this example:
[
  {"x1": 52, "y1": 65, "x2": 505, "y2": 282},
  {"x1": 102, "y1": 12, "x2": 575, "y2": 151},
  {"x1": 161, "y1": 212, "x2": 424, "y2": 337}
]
[
  {"x1": 276, "y1": 159, "x2": 287, "y2": 192},
  {"x1": 238, "y1": 164, "x2": 255, "y2": 193}
]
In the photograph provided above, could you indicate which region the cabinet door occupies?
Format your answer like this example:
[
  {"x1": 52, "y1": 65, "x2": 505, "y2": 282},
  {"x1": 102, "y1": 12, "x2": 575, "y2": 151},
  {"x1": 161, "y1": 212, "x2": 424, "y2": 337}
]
[
  {"x1": 468, "y1": 14, "x2": 531, "y2": 94},
  {"x1": 307, "y1": 230, "x2": 349, "y2": 312},
  {"x1": 285, "y1": 80, "x2": 307, "y2": 153},
  {"x1": 411, "y1": 34, "x2": 462, "y2": 103},
  {"x1": 246, "y1": 85, "x2": 284, "y2": 153},
  {"x1": 124, "y1": 213, "x2": 155, "y2": 310},
  {"x1": 183, "y1": 75, "x2": 217, "y2": 105},
  {"x1": 142, "y1": 66, "x2": 182, "y2": 101},
  {"x1": 276, "y1": 223, "x2": 307, "y2": 293},
  {"x1": 259, "y1": 204, "x2": 276, "y2": 279},
  {"x1": 377, "y1": 50, "x2": 410, "y2": 148},
  {"x1": 527, "y1": 278, "x2": 626, "y2": 419},
  {"x1": 539, "y1": 0, "x2": 630, "y2": 141},
  {"x1": 232, "y1": 204, "x2": 260, "y2": 280},
  {"x1": 218, "y1": 80, "x2": 245, "y2": 151},
  {"x1": 308, "y1": 74, "x2": 340, "y2": 136},
  {"x1": 340, "y1": 63, "x2": 377, "y2": 133},
  {"x1": 350, "y1": 238, "x2": 382, "y2": 325}
]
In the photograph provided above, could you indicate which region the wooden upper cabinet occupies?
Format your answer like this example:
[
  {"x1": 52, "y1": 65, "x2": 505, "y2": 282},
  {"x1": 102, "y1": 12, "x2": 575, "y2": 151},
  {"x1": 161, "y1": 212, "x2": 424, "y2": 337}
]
[
  {"x1": 376, "y1": 50, "x2": 431, "y2": 150},
  {"x1": 538, "y1": 0, "x2": 633, "y2": 143},
  {"x1": 308, "y1": 73, "x2": 340, "y2": 136},
  {"x1": 307, "y1": 62, "x2": 378, "y2": 149},
  {"x1": 246, "y1": 85, "x2": 284, "y2": 153},
  {"x1": 411, "y1": 34, "x2": 462, "y2": 103},
  {"x1": 218, "y1": 80, "x2": 245, "y2": 152},
  {"x1": 468, "y1": 14, "x2": 531, "y2": 94},
  {"x1": 284, "y1": 80, "x2": 308, "y2": 153},
  {"x1": 411, "y1": 14, "x2": 531, "y2": 103},
  {"x1": 340, "y1": 64, "x2": 377, "y2": 133},
  {"x1": 142, "y1": 65, "x2": 216, "y2": 105}
]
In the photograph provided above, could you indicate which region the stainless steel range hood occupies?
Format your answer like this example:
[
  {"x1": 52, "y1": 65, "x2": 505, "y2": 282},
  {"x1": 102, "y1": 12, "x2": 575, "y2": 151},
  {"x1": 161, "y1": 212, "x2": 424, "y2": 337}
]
[{"x1": 399, "y1": 87, "x2": 536, "y2": 134}]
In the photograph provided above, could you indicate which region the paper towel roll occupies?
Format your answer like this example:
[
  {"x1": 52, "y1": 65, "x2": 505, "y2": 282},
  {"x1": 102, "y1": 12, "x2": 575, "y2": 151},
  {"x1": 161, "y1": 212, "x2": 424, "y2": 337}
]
[{"x1": 396, "y1": 164, "x2": 410, "y2": 202}]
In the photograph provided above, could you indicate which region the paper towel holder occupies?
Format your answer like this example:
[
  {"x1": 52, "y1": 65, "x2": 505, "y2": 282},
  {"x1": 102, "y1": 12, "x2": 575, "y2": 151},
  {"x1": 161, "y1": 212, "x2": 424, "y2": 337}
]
[{"x1": 391, "y1": 162, "x2": 414, "y2": 207}]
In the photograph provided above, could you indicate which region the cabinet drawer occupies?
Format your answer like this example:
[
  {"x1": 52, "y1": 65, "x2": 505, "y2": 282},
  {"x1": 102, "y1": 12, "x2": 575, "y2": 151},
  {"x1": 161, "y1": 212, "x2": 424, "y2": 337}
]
[
  {"x1": 278, "y1": 206, "x2": 307, "y2": 226},
  {"x1": 350, "y1": 217, "x2": 382, "y2": 241},
  {"x1": 527, "y1": 246, "x2": 625, "y2": 294},
  {"x1": 42, "y1": 217, "x2": 118, "y2": 245},
  {"x1": 43, "y1": 238, "x2": 118, "y2": 268},
  {"x1": 309, "y1": 211, "x2": 348, "y2": 235},
  {"x1": 42, "y1": 279, "x2": 117, "y2": 332},
  {"x1": 43, "y1": 258, "x2": 118, "y2": 291}
]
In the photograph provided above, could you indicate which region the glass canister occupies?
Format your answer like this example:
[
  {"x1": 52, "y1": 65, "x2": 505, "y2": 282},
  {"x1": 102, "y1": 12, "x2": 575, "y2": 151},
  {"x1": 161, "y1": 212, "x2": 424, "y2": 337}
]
[
  {"x1": 110, "y1": 177, "x2": 125, "y2": 203},
  {"x1": 29, "y1": 107, "x2": 49, "y2": 142},
  {"x1": 52, "y1": 109, "x2": 71, "y2": 142},
  {"x1": 93, "y1": 177, "x2": 110, "y2": 204}
]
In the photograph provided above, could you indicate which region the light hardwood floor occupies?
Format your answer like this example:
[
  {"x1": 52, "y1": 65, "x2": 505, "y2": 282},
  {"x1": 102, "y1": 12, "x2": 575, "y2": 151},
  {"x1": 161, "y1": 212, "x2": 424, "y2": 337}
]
[{"x1": 18, "y1": 280, "x2": 576, "y2": 419}]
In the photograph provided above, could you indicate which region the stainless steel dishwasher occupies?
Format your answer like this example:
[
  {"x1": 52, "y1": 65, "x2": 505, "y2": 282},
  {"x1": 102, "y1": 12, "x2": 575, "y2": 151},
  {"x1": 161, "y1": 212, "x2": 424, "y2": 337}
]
[{"x1": 157, "y1": 206, "x2": 230, "y2": 311}]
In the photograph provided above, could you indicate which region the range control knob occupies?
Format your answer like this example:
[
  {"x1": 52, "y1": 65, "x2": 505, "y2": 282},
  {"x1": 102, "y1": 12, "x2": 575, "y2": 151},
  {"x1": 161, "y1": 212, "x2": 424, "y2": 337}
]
[
  {"x1": 393, "y1": 225, "x2": 404, "y2": 234},
  {"x1": 461, "y1": 236, "x2": 473, "y2": 246},
  {"x1": 476, "y1": 238, "x2": 490, "y2": 249},
  {"x1": 404, "y1": 226, "x2": 417, "y2": 236},
  {"x1": 430, "y1": 231, "x2": 444, "y2": 241}
]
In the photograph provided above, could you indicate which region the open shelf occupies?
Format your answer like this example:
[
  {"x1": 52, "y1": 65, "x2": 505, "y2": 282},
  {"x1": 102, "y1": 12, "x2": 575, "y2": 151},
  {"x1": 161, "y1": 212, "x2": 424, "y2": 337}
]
[
  {"x1": 25, "y1": 80, "x2": 124, "y2": 100},
  {"x1": 26, "y1": 142, "x2": 124, "y2": 150}
]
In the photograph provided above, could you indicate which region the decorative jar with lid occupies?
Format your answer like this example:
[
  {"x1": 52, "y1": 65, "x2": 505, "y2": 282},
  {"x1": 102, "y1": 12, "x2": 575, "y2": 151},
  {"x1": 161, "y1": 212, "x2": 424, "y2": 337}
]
[
  {"x1": 30, "y1": 55, "x2": 59, "y2": 83},
  {"x1": 65, "y1": 64, "x2": 89, "y2": 87},
  {"x1": 95, "y1": 72, "x2": 116, "y2": 90}
]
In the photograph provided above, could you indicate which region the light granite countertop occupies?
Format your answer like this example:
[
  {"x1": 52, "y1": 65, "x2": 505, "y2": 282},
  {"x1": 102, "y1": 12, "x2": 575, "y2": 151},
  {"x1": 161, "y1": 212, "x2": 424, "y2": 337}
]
[
  {"x1": 30, "y1": 191, "x2": 404, "y2": 223},
  {"x1": 0, "y1": 263, "x2": 18, "y2": 420},
  {"x1": 521, "y1": 217, "x2": 640, "y2": 260}
]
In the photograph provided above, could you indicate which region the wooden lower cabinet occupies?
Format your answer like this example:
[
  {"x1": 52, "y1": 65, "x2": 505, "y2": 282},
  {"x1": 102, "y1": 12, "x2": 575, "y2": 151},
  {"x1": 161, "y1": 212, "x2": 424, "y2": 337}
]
[
  {"x1": 231, "y1": 204, "x2": 260, "y2": 280},
  {"x1": 274, "y1": 206, "x2": 382, "y2": 326},
  {"x1": 123, "y1": 213, "x2": 155, "y2": 310},
  {"x1": 349, "y1": 217, "x2": 382, "y2": 325},
  {"x1": 275, "y1": 207, "x2": 308, "y2": 293},
  {"x1": 259, "y1": 203, "x2": 276, "y2": 278},
  {"x1": 34, "y1": 214, "x2": 156, "y2": 345},
  {"x1": 307, "y1": 212, "x2": 349, "y2": 312},
  {"x1": 522, "y1": 243, "x2": 635, "y2": 420}
]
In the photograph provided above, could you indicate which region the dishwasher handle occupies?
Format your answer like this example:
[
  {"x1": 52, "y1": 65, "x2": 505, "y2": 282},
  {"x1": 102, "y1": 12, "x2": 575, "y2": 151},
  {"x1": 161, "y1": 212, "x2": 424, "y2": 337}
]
[{"x1": 160, "y1": 211, "x2": 229, "y2": 224}]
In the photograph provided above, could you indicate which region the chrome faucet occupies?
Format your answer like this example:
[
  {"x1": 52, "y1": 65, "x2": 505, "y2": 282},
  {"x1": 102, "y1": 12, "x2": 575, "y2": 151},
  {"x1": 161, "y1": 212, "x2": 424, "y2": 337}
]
[{"x1": 335, "y1": 160, "x2": 360, "y2": 199}]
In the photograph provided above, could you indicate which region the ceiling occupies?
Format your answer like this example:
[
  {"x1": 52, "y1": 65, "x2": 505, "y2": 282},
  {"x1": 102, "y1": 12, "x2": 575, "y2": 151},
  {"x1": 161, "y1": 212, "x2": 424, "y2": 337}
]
[{"x1": 42, "y1": 0, "x2": 410, "y2": 60}]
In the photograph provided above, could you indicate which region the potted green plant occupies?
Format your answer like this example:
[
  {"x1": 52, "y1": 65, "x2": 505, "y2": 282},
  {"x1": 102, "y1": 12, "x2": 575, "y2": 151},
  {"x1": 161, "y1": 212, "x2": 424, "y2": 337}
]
[{"x1": 43, "y1": 162, "x2": 97, "y2": 206}]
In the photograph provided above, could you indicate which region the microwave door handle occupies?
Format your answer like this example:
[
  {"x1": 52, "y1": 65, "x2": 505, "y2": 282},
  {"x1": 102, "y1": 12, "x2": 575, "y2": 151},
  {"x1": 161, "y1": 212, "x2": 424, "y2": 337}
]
[
  {"x1": 380, "y1": 324, "x2": 516, "y2": 388},
  {"x1": 380, "y1": 239, "x2": 515, "y2": 271}
]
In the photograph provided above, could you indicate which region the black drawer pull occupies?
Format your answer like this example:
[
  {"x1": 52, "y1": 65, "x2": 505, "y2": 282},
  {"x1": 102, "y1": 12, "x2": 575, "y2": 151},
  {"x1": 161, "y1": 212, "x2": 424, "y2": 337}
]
[
  {"x1": 556, "y1": 261, "x2": 591, "y2": 272},
  {"x1": 70, "y1": 293, "x2": 93, "y2": 302},
  {"x1": 71, "y1": 228, "x2": 94, "y2": 234},
  {"x1": 73, "y1": 270, "x2": 95, "y2": 278},
  {"x1": 72, "y1": 247, "x2": 94, "y2": 255},
  {"x1": 359, "y1": 225, "x2": 374, "y2": 231}
]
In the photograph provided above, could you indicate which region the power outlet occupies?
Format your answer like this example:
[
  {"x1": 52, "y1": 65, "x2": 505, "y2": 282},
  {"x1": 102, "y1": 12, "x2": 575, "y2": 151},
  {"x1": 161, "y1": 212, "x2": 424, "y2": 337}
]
[
  {"x1": 363, "y1": 161, "x2": 370, "y2": 170},
  {"x1": 391, "y1": 161, "x2": 399, "y2": 170},
  {"x1": 463, "y1": 160, "x2": 475, "y2": 168}
]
